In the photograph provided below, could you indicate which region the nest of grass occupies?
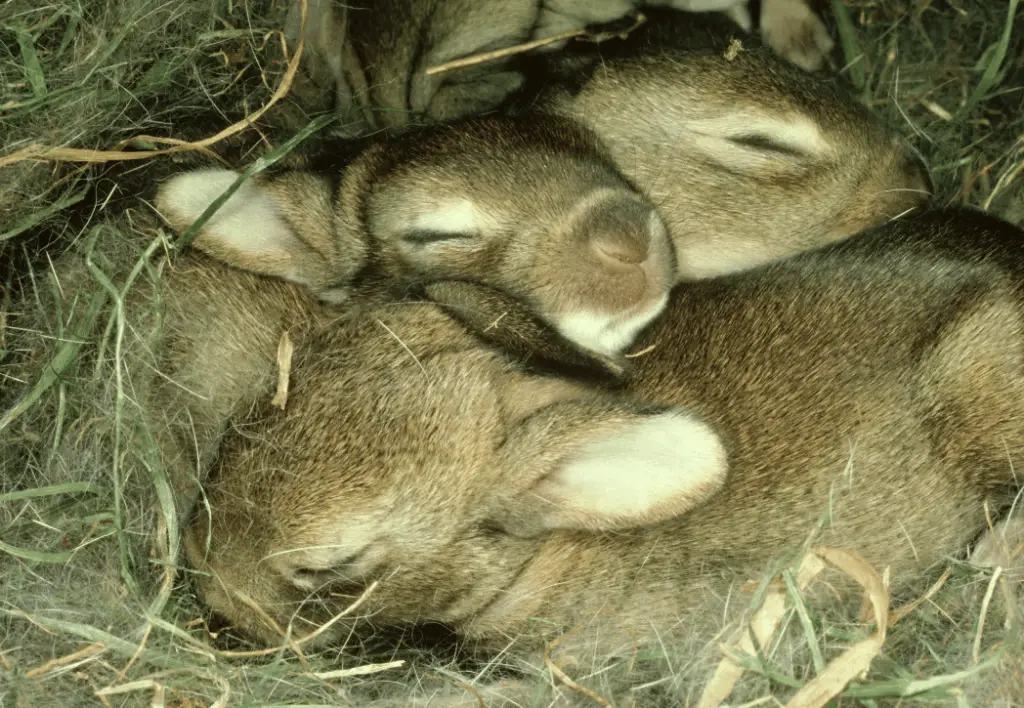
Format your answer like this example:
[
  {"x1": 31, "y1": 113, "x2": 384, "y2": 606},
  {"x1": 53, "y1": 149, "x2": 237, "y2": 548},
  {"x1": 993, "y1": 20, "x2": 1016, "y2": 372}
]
[{"x1": 1, "y1": 0, "x2": 1023, "y2": 705}]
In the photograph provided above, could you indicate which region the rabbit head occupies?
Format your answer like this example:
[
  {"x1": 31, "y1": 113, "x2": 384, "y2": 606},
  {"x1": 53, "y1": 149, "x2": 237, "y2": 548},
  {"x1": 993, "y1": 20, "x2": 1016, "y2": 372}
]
[
  {"x1": 536, "y1": 19, "x2": 932, "y2": 280},
  {"x1": 156, "y1": 116, "x2": 676, "y2": 357},
  {"x1": 184, "y1": 299, "x2": 726, "y2": 644}
]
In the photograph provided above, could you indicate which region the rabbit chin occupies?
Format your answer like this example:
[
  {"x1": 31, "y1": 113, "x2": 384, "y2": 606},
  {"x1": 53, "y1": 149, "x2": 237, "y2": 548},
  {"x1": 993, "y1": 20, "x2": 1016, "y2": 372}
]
[{"x1": 553, "y1": 293, "x2": 670, "y2": 357}]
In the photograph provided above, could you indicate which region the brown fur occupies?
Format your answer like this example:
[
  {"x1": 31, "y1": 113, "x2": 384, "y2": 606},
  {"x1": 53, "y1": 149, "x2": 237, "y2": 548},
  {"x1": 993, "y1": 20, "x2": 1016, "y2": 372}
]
[
  {"x1": 157, "y1": 31, "x2": 927, "y2": 355},
  {"x1": 532, "y1": 10, "x2": 930, "y2": 279},
  {"x1": 156, "y1": 116, "x2": 675, "y2": 356},
  {"x1": 183, "y1": 208, "x2": 1023, "y2": 698},
  {"x1": 287, "y1": 1, "x2": 832, "y2": 133},
  {"x1": 138, "y1": 253, "x2": 332, "y2": 517}
]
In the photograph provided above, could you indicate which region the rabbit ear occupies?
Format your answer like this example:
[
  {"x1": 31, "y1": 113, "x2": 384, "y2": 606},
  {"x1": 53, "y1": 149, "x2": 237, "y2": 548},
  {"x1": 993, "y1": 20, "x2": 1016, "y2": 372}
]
[
  {"x1": 156, "y1": 169, "x2": 347, "y2": 299},
  {"x1": 496, "y1": 403, "x2": 728, "y2": 536}
]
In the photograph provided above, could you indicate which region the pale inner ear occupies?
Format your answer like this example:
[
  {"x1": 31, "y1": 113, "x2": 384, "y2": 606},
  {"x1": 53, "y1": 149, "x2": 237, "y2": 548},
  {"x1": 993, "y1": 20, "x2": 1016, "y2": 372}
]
[
  {"x1": 536, "y1": 410, "x2": 728, "y2": 532},
  {"x1": 156, "y1": 169, "x2": 312, "y2": 283}
]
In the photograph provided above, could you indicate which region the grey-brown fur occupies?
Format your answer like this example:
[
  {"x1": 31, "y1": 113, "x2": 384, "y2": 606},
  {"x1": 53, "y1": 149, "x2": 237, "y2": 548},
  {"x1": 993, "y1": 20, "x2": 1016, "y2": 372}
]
[
  {"x1": 156, "y1": 116, "x2": 675, "y2": 357},
  {"x1": 183, "y1": 207, "x2": 1023, "y2": 702},
  {"x1": 530, "y1": 8, "x2": 931, "y2": 278},
  {"x1": 286, "y1": 0, "x2": 833, "y2": 133},
  {"x1": 157, "y1": 32, "x2": 928, "y2": 354}
]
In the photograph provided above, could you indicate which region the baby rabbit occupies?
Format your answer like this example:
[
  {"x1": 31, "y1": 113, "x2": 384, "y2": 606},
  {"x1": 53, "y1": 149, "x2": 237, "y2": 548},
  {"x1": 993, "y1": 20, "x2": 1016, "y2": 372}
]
[
  {"x1": 288, "y1": 0, "x2": 831, "y2": 132},
  {"x1": 528, "y1": 6, "x2": 931, "y2": 279},
  {"x1": 184, "y1": 206, "x2": 1023, "y2": 701},
  {"x1": 156, "y1": 116, "x2": 675, "y2": 358},
  {"x1": 159, "y1": 30, "x2": 928, "y2": 353}
]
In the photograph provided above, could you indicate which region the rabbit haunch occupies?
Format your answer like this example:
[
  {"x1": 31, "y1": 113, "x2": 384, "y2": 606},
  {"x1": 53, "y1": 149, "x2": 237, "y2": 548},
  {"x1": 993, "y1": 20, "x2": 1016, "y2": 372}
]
[
  {"x1": 185, "y1": 208, "x2": 1023, "y2": 662},
  {"x1": 157, "y1": 116, "x2": 674, "y2": 358}
]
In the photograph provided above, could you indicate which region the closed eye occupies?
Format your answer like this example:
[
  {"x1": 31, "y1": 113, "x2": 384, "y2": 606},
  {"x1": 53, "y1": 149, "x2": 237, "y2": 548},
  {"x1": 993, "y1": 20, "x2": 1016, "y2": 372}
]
[
  {"x1": 286, "y1": 547, "x2": 372, "y2": 589},
  {"x1": 727, "y1": 134, "x2": 807, "y2": 158},
  {"x1": 683, "y1": 115, "x2": 831, "y2": 165},
  {"x1": 400, "y1": 230, "x2": 478, "y2": 246}
]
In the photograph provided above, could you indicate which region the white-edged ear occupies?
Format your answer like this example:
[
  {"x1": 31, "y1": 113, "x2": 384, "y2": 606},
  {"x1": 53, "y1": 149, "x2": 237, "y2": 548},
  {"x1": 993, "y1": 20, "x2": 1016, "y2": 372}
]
[
  {"x1": 156, "y1": 169, "x2": 320, "y2": 286},
  {"x1": 511, "y1": 410, "x2": 728, "y2": 534}
]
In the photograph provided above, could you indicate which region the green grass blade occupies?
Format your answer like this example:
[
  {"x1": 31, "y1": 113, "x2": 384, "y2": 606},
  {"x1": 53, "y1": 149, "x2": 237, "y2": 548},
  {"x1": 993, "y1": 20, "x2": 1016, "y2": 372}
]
[
  {"x1": 0, "y1": 610, "x2": 195, "y2": 669},
  {"x1": 0, "y1": 286, "x2": 108, "y2": 433},
  {"x1": 84, "y1": 250, "x2": 140, "y2": 599},
  {"x1": 782, "y1": 569, "x2": 825, "y2": 674},
  {"x1": 174, "y1": 113, "x2": 338, "y2": 248},
  {"x1": 15, "y1": 29, "x2": 48, "y2": 98},
  {"x1": 0, "y1": 539, "x2": 74, "y2": 564},
  {"x1": 0, "y1": 186, "x2": 89, "y2": 242},
  {"x1": 955, "y1": 0, "x2": 1021, "y2": 122},
  {"x1": 55, "y1": 12, "x2": 80, "y2": 59},
  {"x1": 0, "y1": 482, "x2": 102, "y2": 503},
  {"x1": 831, "y1": 0, "x2": 866, "y2": 91}
]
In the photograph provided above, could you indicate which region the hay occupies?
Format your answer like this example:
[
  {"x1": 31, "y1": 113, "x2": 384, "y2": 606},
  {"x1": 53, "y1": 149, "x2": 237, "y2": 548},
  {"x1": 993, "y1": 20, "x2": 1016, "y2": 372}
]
[{"x1": 1, "y1": 0, "x2": 1023, "y2": 705}]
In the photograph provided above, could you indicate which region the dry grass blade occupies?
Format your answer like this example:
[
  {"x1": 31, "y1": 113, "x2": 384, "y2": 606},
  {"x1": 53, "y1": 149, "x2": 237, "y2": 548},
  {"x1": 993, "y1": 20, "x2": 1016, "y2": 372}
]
[
  {"x1": 624, "y1": 343, "x2": 657, "y2": 359},
  {"x1": 425, "y1": 12, "x2": 647, "y2": 75},
  {"x1": 310, "y1": 660, "x2": 406, "y2": 680},
  {"x1": 699, "y1": 583, "x2": 789, "y2": 708},
  {"x1": 230, "y1": 589, "x2": 308, "y2": 664},
  {"x1": 783, "y1": 547, "x2": 890, "y2": 708},
  {"x1": 699, "y1": 552, "x2": 827, "y2": 708},
  {"x1": 889, "y1": 566, "x2": 952, "y2": 626},
  {"x1": 973, "y1": 566, "x2": 1004, "y2": 665},
  {"x1": 545, "y1": 631, "x2": 612, "y2": 706},
  {"x1": 0, "y1": 0, "x2": 310, "y2": 169},
  {"x1": 24, "y1": 642, "x2": 105, "y2": 678},
  {"x1": 271, "y1": 330, "x2": 294, "y2": 410},
  {"x1": 94, "y1": 679, "x2": 160, "y2": 697},
  {"x1": 299, "y1": 580, "x2": 379, "y2": 647}
]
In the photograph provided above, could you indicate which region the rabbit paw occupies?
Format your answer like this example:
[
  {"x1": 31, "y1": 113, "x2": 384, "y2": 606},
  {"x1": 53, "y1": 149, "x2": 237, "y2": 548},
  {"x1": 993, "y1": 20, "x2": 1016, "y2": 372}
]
[{"x1": 760, "y1": 0, "x2": 835, "y2": 72}]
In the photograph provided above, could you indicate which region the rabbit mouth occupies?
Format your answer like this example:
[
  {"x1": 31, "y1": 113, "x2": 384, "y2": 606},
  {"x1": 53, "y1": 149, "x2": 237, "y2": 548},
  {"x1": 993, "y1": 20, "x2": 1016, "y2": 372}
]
[{"x1": 552, "y1": 292, "x2": 670, "y2": 357}]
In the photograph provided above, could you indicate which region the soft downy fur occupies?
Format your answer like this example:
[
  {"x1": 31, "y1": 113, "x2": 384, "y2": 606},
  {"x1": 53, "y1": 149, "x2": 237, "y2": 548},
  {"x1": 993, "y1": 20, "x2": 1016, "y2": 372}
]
[
  {"x1": 155, "y1": 115, "x2": 676, "y2": 358},
  {"x1": 181, "y1": 207, "x2": 1024, "y2": 703},
  {"x1": 527, "y1": 7, "x2": 931, "y2": 279},
  {"x1": 285, "y1": 0, "x2": 833, "y2": 134},
  {"x1": 155, "y1": 16, "x2": 928, "y2": 357}
]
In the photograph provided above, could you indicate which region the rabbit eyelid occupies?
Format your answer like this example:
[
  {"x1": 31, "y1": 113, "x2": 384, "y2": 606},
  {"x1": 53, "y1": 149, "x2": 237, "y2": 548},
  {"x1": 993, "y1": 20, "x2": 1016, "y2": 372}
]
[
  {"x1": 393, "y1": 198, "x2": 493, "y2": 247},
  {"x1": 687, "y1": 115, "x2": 833, "y2": 160},
  {"x1": 726, "y1": 133, "x2": 809, "y2": 157},
  {"x1": 400, "y1": 229, "x2": 479, "y2": 246}
]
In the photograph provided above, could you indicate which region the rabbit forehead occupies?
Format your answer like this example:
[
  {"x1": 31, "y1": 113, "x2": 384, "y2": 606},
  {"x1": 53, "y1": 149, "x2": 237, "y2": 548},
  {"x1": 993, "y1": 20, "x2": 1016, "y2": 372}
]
[{"x1": 374, "y1": 184, "x2": 642, "y2": 236}]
